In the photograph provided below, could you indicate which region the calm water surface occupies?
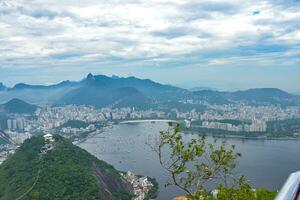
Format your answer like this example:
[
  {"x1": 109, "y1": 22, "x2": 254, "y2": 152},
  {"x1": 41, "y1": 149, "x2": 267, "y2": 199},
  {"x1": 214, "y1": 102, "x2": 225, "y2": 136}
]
[{"x1": 79, "y1": 122, "x2": 300, "y2": 200}]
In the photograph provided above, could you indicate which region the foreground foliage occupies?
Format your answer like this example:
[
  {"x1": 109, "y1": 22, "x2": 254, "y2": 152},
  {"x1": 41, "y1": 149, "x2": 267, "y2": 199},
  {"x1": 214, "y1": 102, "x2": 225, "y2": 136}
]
[
  {"x1": 215, "y1": 182, "x2": 277, "y2": 200},
  {"x1": 153, "y1": 123, "x2": 277, "y2": 200}
]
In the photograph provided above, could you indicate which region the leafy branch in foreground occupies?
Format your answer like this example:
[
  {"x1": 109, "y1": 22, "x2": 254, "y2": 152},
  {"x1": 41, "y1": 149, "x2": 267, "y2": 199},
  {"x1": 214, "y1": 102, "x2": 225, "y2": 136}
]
[{"x1": 150, "y1": 122, "x2": 276, "y2": 200}]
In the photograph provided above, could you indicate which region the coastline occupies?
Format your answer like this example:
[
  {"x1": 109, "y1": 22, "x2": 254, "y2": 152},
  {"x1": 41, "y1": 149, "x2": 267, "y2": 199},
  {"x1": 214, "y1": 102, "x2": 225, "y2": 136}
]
[{"x1": 187, "y1": 131, "x2": 300, "y2": 141}]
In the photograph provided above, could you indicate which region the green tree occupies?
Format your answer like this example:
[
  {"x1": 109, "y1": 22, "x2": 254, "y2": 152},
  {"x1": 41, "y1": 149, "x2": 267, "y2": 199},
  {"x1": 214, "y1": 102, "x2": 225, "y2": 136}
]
[
  {"x1": 152, "y1": 123, "x2": 276, "y2": 199},
  {"x1": 256, "y1": 189, "x2": 277, "y2": 200}
]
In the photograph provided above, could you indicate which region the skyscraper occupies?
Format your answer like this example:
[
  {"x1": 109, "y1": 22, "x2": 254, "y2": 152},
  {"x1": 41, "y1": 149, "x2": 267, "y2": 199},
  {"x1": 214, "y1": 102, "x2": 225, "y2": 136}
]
[{"x1": 7, "y1": 119, "x2": 12, "y2": 130}]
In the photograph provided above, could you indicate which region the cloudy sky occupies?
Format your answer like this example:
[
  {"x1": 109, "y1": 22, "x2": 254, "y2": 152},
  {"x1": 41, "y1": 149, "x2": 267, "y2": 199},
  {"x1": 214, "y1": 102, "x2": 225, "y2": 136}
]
[{"x1": 0, "y1": 0, "x2": 300, "y2": 92}]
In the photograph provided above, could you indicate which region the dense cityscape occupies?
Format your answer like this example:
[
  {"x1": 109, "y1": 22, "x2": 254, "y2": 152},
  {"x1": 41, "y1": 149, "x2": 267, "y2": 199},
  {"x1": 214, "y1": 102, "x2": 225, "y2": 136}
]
[{"x1": 1, "y1": 103, "x2": 300, "y2": 165}]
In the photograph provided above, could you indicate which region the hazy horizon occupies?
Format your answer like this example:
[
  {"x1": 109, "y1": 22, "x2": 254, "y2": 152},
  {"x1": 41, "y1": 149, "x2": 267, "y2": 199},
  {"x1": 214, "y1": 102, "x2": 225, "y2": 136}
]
[{"x1": 1, "y1": 72, "x2": 300, "y2": 94}]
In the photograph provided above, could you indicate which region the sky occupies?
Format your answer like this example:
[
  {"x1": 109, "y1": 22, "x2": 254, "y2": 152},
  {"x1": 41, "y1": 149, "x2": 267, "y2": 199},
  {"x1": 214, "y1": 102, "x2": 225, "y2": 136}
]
[{"x1": 0, "y1": 0, "x2": 300, "y2": 92}]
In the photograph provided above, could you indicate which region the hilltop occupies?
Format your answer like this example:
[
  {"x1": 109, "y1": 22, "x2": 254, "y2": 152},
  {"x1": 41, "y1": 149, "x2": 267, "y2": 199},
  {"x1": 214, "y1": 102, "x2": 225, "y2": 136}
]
[
  {"x1": 0, "y1": 98, "x2": 37, "y2": 114},
  {"x1": 0, "y1": 135, "x2": 133, "y2": 200}
]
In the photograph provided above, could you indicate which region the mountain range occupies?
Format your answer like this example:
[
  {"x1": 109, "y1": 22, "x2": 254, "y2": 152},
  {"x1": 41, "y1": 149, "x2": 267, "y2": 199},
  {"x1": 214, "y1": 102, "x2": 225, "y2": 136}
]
[{"x1": 0, "y1": 74, "x2": 299, "y2": 108}]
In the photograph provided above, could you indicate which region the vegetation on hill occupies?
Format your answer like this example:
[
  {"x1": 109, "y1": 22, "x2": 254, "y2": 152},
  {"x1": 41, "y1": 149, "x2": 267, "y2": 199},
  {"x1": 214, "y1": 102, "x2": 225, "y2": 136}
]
[
  {"x1": 145, "y1": 177, "x2": 159, "y2": 200},
  {"x1": 0, "y1": 135, "x2": 132, "y2": 200},
  {"x1": 232, "y1": 88, "x2": 296, "y2": 105},
  {"x1": 216, "y1": 185, "x2": 277, "y2": 200},
  {"x1": 60, "y1": 119, "x2": 89, "y2": 129},
  {"x1": 1, "y1": 98, "x2": 37, "y2": 114},
  {"x1": 193, "y1": 88, "x2": 300, "y2": 106},
  {"x1": 193, "y1": 90, "x2": 230, "y2": 105},
  {"x1": 160, "y1": 100, "x2": 206, "y2": 112}
]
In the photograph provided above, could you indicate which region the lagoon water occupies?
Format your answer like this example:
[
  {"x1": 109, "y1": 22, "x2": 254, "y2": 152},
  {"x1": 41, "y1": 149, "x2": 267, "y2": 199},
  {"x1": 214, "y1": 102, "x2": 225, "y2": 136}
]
[{"x1": 79, "y1": 122, "x2": 300, "y2": 199}]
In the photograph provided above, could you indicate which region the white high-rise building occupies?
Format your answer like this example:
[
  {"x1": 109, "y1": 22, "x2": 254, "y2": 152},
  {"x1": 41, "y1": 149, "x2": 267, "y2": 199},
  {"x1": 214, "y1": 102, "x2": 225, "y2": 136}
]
[
  {"x1": 12, "y1": 119, "x2": 17, "y2": 131},
  {"x1": 16, "y1": 118, "x2": 25, "y2": 131},
  {"x1": 7, "y1": 119, "x2": 12, "y2": 130}
]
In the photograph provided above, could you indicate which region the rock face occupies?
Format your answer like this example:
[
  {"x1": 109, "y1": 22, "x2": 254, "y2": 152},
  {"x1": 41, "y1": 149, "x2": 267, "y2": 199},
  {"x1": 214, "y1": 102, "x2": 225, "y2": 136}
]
[
  {"x1": 0, "y1": 135, "x2": 133, "y2": 200},
  {"x1": 92, "y1": 163, "x2": 133, "y2": 200}
]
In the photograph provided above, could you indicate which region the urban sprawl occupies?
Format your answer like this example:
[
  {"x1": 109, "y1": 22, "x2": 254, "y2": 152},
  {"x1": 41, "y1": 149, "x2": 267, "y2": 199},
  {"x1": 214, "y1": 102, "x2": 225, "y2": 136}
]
[{"x1": 1, "y1": 104, "x2": 300, "y2": 165}]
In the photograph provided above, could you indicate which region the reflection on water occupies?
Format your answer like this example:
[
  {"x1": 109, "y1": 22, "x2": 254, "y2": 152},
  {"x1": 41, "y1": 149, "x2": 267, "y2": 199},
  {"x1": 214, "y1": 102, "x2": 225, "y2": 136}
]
[{"x1": 79, "y1": 122, "x2": 300, "y2": 200}]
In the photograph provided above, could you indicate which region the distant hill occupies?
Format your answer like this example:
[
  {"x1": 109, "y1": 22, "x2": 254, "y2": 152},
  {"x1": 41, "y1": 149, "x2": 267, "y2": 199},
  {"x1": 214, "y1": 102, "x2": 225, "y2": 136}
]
[
  {"x1": 11, "y1": 80, "x2": 76, "y2": 91},
  {"x1": 0, "y1": 135, "x2": 133, "y2": 200},
  {"x1": 193, "y1": 88, "x2": 300, "y2": 106},
  {"x1": 0, "y1": 99, "x2": 37, "y2": 114},
  {"x1": 0, "y1": 81, "x2": 80, "y2": 105},
  {"x1": 231, "y1": 88, "x2": 299, "y2": 105},
  {"x1": 193, "y1": 90, "x2": 230, "y2": 105}
]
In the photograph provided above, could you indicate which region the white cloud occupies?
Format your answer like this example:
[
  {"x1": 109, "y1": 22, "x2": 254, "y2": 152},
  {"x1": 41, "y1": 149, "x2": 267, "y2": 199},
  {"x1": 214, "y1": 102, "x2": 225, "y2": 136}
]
[{"x1": 0, "y1": 0, "x2": 299, "y2": 69}]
